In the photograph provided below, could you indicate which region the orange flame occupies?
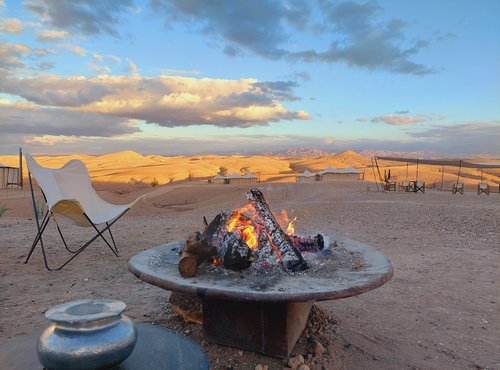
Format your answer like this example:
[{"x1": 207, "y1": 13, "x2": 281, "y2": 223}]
[
  {"x1": 226, "y1": 204, "x2": 259, "y2": 250},
  {"x1": 278, "y1": 210, "x2": 297, "y2": 235}
]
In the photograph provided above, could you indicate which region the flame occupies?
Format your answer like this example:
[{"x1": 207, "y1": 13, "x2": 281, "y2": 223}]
[
  {"x1": 278, "y1": 210, "x2": 297, "y2": 235},
  {"x1": 212, "y1": 257, "x2": 222, "y2": 266},
  {"x1": 226, "y1": 204, "x2": 259, "y2": 250}
]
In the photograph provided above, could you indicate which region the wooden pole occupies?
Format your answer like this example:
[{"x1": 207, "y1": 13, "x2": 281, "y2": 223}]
[
  {"x1": 440, "y1": 165, "x2": 445, "y2": 191},
  {"x1": 374, "y1": 157, "x2": 385, "y2": 193},
  {"x1": 456, "y1": 160, "x2": 462, "y2": 186},
  {"x1": 371, "y1": 157, "x2": 379, "y2": 192}
]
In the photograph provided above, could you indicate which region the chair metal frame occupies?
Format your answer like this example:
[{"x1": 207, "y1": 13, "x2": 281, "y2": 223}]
[
  {"x1": 452, "y1": 182, "x2": 464, "y2": 195},
  {"x1": 477, "y1": 182, "x2": 490, "y2": 195},
  {"x1": 25, "y1": 158, "x2": 135, "y2": 271}
]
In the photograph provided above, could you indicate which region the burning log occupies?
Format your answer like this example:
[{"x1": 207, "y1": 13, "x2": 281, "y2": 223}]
[
  {"x1": 178, "y1": 232, "x2": 217, "y2": 278},
  {"x1": 289, "y1": 234, "x2": 324, "y2": 252},
  {"x1": 200, "y1": 211, "x2": 254, "y2": 271},
  {"x1": 246, "y1": 189, "x2": 308, "y2": 271},
  {"x1": 219, "y1": 230, "x2": 253, "y2": 270}
]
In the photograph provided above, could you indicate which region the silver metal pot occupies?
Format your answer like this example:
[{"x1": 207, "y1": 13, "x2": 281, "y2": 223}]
[{"x1": 37, "y1": 299, "x2": 137, "y2": 370}]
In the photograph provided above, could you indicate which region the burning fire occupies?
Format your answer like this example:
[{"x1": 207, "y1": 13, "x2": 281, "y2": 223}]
[
  {"x1": 226, "y1": 204, "x2": 259, "y2": 250},
  {"x1": 225, "y1": 205, "x2": 297, "y2": 251},
  {"x1": 278, "y1": 210, "x2": 297, "y2": 235}
]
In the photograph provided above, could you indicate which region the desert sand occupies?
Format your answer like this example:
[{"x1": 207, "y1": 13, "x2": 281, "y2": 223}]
[{"x1": 0, "y1": 152, "x2": 499, "y2": 369}]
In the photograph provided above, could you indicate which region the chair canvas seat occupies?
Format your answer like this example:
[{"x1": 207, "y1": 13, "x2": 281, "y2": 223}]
[
  {"x1": 26, "y1": 156, "x2": 141, "y2": 226},
  {"x1": 24, "y1": 153, "x2": 143, "y2": 270}
]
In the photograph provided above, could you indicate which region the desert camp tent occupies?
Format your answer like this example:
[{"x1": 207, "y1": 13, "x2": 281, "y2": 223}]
[
  {"x1": 209, "y1": 172, "x2": 258, "y2": 184},
  {"x1": 210, "y1": 174, "x2": 225, "y2": 184},
  {"x1": 296, "y1": 170, "x2": 316, "y2": 182},
  {"x1": 317, "y1": 166, "x2": 361, "y2": 181}
]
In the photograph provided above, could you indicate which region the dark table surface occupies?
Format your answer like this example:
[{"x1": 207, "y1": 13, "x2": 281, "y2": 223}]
[{"x1": 0, "y1": 323, "x2": 209, "y2": 370}]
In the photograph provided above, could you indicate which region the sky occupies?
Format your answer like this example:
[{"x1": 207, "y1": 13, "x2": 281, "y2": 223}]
[{"x1": 0, "y1": 0, "x2": 499, "y2": 157}]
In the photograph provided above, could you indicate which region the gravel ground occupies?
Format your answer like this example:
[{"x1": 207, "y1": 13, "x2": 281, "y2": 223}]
[{"x1": 0, "y1": 181, "x2": 498, "y2": 369}]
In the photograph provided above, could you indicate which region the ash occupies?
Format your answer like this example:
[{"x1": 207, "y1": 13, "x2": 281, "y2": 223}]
[{"x1": 198, "y1": 238, "x2": 364, "y2": 291}]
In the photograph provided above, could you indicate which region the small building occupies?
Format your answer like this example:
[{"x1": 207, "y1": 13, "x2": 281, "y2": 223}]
[
  {"x1": 209, "y1": 174, "x2": 226, "y2": 184},
  {"x1": 296, "y1": 170, "x2": 317, "y2": 182},
  {"x1": 209, "y1": 172, "x2": 258, "y2": 184},
  {"x1": 317, "y1": 166, "x2": 362, "y2": 181},
  {"x1": 225, "y1": 172, "x2": 258, "y2": 184}
]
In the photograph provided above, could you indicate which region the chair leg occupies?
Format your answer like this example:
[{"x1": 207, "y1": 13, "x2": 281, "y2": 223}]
[{"x1": 25, "y1": 210, "x2": 50, "y2": 264}]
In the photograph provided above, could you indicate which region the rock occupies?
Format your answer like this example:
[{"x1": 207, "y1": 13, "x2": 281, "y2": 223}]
[
  {"x1": 288, "y1": 354, "x2": 305, "y2": 369},
  {"x1": 314, "y1": 340, "x2": 325, "y2": 356},
  {"x1": 297, "y1": 365, "x2": 310, "y2": 370},
  {"x1": 255, "y1": 365, "x2": 263, "y2": 370}
]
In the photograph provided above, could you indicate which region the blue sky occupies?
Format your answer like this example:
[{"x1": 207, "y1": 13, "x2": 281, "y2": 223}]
[{"x1": 1, "y1": 0, "x2": 499, "y2": 156}]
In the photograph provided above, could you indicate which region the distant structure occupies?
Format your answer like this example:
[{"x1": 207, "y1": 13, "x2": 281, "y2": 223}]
[
  {"x1": 317, "y1": 166, "x2": 362, "y2": 181},
  {"x1": 0, "y1": 147, "x2": 23, "y2": 190},
  {"x1": 208, "y1": 172, "x2": 258, "y2": 184},
  {"x1": 296, "y1": 170, "x2": 316, "y2": 182},
  {"x1": 296, "y1": 166, "x2": 362, "y2": 182}
]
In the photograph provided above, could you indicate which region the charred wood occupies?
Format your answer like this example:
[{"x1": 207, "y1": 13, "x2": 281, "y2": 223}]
[
  {"x1": 289, "y1": 234, "x2": 324, "y2": 252},
  {"x1": 178, "y1": 232, "x2": 218, "y2": 278},
  {"x1": 246, "y1": 188, "x2": 308, "y2": 271}
]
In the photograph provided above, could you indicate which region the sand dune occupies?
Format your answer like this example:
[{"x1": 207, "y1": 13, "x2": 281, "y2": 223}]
[{"x1": 1, "y1": 150, "x2": 499, "y2": 189}]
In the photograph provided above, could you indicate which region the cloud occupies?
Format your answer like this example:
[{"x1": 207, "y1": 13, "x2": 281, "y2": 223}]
[
  {"x1": 371, "y1": 114, "x2": 429, "y2": 125},
  {"x1": 0, "y1": 103, "x2": 140, "y2": 137},
  {"x1": 0, "y1": 42, "x2": 50, "y2": 71},
  {"x1": 24, "y1": 0, "x2": 133, "y2": 36},
  {"x1": 0, "y1": 74, "x2": 310, "y2": 128},
  {"x1": 0, "y1": 18, "x2": 23, "y2": 34},
  {"x1": 125, "y1": 60, "x2": 139, "y2": 76},
  {"x1": 150, "y1": 0, "x2": 289, "y2": 59},
  {"x1": 36, "y1": 29, "x2": 69, "y2": 42},
  {"x1": 61, "y1": 44, "x2": 87, "y2": 56},
  {"x1": 151, "y1": 0, "x2": 435, "y2": 75}
]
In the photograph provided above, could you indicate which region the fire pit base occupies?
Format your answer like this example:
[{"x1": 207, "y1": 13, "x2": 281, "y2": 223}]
[
  {"x1": 203, "y1": 299, "x2": 311, "y2": 358},
  {"x1": 128, "y1": 239, "x2": 393, "y2": 359}
]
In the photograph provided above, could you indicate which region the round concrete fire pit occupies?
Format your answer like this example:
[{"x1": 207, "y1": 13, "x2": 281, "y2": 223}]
[{"x1": 129, "y1": 237, "x2": 393, "y2": 358}]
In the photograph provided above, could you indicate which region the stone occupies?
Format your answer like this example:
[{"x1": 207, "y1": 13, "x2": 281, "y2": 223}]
[{"x1": 288, "y1": 354, "x2": 305, "y2": 369}]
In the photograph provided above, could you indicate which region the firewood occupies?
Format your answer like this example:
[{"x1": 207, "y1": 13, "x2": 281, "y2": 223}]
[
  {"x1": 246, "y1": 188, "x2": 308, "y2": 271},
  {"x1": 289, "y1": 234, "x2": 324, "y2": 252},
  {"x1": 178, "y1": 232, "x2": 217, "y2": 278},
  {"x1": 219, "y1": 230, "x2": 253, "y2": 270}
]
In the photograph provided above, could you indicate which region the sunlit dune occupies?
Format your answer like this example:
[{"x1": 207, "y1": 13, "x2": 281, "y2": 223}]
[{"x1": 1, "y1": 150, "x2": 499, "y2": 188}]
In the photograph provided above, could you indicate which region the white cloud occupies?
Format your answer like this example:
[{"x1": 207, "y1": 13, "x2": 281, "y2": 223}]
[
  {"x1": 62, "y1": 44, "x2": 87, "y2": 56},
  {"x1": 371, "y1": 114, "x2": 429, "y2": 125},
  {"x1": 0, "y1": 73, "x2": 309, "y2": 128},
  {"x1": 125, "y1": 60, "x2": 139, "y2": 76},
  {"x1": 36, "y1": 29, "x2": 69, "y2": 41},
  {"x1": 0, "y1": 18, "x2": 23, "y2": 34}
]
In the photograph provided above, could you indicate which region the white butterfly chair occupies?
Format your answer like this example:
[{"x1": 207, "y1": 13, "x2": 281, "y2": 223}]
[{"x1": 25, "y1": 153, "x2": 144, "y2": 270}]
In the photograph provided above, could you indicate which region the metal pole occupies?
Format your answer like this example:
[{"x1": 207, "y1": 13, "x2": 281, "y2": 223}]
[{"x1": 19, "y1": 147, "x2": 23, "y2": 189}]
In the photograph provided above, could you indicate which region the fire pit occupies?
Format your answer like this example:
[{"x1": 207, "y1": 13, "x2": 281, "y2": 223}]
[{"x1": 128, "y1": 189, "x2": 393, "y2": 358}]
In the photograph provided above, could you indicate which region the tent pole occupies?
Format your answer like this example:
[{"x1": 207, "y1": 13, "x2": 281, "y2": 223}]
[
  {"x1": 406, "y1": 162, "x2": 408, "y2": 179},
  {"x1": 19, "y1": 147, "x2": 23, "y2": 190},
  {"x1": 416, "y1": 158, "x2": 419, "y2": 181},
  {"x1": 440, "y1": 165, "x2": 444, "y2": 191},
  {"x1": 374, "y1": 157, "x2": 385, "y2": 193},
  {"x1": 456, "y1": 160, "x2": 462, "y2": 186},
  {"x1": 480, "y1": 168, "x2": 483, "y2": 182},
  {"x1": 371, "y1": 157, "x2": 380, "y2": 192}
]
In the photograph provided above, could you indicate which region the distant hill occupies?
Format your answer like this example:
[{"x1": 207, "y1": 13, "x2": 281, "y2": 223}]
[{"x1": 332, "y1": 150, "x2": 370, "y2": 166}]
